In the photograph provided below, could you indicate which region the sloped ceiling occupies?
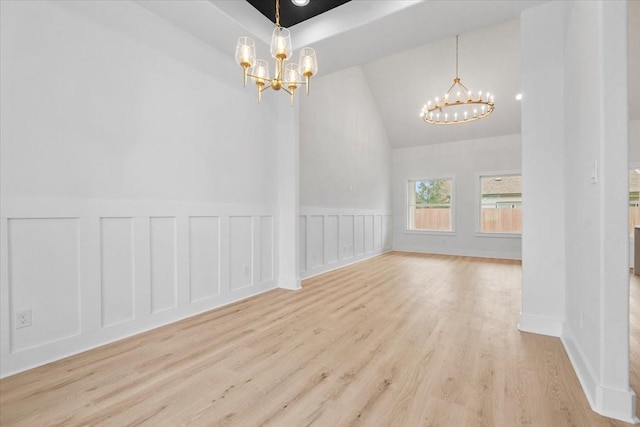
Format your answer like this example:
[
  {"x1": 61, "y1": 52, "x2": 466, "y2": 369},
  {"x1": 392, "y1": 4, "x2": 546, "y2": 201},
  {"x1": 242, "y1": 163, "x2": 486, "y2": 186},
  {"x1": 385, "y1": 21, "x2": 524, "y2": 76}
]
[{"x1": 137, "y1": 0, "x2": 639, "y2": 148}]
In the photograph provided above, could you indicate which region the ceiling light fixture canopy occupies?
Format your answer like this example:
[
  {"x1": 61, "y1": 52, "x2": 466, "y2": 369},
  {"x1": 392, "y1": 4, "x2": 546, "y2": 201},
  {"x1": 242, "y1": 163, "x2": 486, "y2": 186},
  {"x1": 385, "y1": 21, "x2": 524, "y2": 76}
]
[
  {"x1": 420, "y1": 35, "x2": 494, "y2": 125},
  {"x1": 291, "y1": 0, "x2": 310, "y2": 6},
  {"x1": 235, "y1": 0, "x2": 318, "y2": 105}
]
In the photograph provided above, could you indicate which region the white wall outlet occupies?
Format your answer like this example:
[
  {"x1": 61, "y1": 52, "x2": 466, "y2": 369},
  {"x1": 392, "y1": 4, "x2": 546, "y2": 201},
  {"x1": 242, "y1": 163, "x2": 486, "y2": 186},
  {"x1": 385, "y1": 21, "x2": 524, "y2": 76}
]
[
  {"x1": 16, "y1": 309, "x2": 31, "y2": 329},
  {"x1": 243, "y1": 265, "x2": 250, "y2": 276}
]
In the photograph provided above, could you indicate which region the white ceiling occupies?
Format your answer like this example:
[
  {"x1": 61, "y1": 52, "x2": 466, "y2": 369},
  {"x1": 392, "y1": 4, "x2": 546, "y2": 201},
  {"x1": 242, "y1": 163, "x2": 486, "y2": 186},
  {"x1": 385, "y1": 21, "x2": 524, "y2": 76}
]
[{"x1": 138, "y1": 0, "x2": 639, "y2": 148}]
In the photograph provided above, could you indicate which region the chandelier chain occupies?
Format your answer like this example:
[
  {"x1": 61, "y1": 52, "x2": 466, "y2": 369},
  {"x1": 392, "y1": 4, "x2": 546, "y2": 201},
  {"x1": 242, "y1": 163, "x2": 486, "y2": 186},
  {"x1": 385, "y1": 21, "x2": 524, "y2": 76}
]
[
  {"x1": 455, "y1": 34, "x2": 459, "y2": 79},
  {"x1": 275, "y1": 0, "x2": 280, "y2": 27}
]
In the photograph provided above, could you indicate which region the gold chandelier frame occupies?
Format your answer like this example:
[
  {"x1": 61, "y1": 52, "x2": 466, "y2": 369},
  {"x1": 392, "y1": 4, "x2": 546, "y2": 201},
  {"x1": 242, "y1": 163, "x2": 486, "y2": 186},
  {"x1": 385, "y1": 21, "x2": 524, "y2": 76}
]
[
  {"x1": 235, "y1": 0, "x2": 318, "y2": 105},
  {"x1": 420, "y1": 35, "x2": 495, "y2": 125}
]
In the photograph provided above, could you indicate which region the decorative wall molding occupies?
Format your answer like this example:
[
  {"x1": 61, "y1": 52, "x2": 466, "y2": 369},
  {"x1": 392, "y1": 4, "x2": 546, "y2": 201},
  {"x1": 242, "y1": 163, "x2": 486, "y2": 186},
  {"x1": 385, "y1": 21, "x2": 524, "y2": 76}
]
[
  {"x1": 0, "y1": 196, "x2": 277, "y2": 378},
  {"x1": 299, "y1": 207, "x2": 392, "y2": 279}
]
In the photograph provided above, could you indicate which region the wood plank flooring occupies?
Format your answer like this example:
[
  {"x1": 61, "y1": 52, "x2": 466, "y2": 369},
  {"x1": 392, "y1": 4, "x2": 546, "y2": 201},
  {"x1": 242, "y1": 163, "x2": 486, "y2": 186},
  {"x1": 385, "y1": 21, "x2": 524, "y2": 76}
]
[{"x1": 1, "y1": 252, "x2": 638, "y2": 426}]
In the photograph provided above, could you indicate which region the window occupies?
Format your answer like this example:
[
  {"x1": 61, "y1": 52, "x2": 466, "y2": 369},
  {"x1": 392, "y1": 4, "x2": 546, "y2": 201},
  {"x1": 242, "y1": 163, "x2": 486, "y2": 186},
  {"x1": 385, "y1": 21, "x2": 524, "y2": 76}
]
[
  {"x1": 480, "y1": 174, "x2": 522, "y2": 233},
  {"x1": 630, "y1": 168, "x2": 639, "y2": 236},
  {"x1": 407, "y1": 178, "x2": 453, "y2": 231}
]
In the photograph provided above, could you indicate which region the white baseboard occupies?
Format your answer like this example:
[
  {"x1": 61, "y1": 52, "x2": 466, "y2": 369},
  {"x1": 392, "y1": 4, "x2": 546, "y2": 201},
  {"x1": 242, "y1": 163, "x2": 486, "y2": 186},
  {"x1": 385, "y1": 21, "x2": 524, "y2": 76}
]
[
  {"x1": 562, "y1": 325, "x2": 640, "y2": 424},
  {"x1": 278, "y1": 277, "x2": 301, "y2": 290},
  {"x1": 517, "y1": 312, "x2": 563, "y2": 337},
  {"x1": 300, "y1": 249, "x2": 390, "y2": 280},
  {"x1": 392, "y1": 245, "x2": 521, "y2": 261}
]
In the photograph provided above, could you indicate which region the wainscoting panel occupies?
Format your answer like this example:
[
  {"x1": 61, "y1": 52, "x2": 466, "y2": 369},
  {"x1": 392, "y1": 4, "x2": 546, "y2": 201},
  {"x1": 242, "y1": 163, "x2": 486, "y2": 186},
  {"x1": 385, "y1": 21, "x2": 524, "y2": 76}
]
[
  {"x1": 150, "y1": 217, "x2": 177, "y2": 313},
  {"x1": 364, "y1": 215, "x2": 374, "y2": 254},
  {"x1": 299, "y1": 216, "x2": 307, "y2": 273},
  {"x1": 308, "y1": 216, "x2": 324, "y2": 269},
  {"x1": 325, "y1": 215, "x2": 339, "y2": 265},
  {"x1": 374, "y1": 215, "x2": 383, "y2": 251},
  {"x1": 0, "y1": 197, "x2": 277, "y2": 378},
  {"x1": 188, "y1": 216, "x2": 220, "y2": 302},
  {"x1": 260, "y1": 216, "x2": 274, "y2": 283},
  {"x1": 8, "y1": 218, "x2": 81, "y2": 353},
  {"x1": 299, "y1": 208, "x2": 392, "y2": 279},
  {"x1": 355, "y1": 215, "x2": 365, "y2": 256},
  {"x1": 100, "y1": 217, "x2": 135, "y2": 327},
  {"x1": 339, "y1": 215, "x2": 354, "y2": 260},
  {"x1": 229, "y1": 216, "x2": 253, "y2": 291}
]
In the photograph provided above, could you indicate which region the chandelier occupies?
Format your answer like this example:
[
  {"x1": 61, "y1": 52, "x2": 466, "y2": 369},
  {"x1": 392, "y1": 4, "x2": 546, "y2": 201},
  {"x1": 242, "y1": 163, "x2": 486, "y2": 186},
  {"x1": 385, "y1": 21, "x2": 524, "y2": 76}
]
[
  {"x1": 234, "y1": 0, "x2": 318, "y2": 105},
  {"x1": 420, "y1": 35, "x2": 494, "y2": 125}
]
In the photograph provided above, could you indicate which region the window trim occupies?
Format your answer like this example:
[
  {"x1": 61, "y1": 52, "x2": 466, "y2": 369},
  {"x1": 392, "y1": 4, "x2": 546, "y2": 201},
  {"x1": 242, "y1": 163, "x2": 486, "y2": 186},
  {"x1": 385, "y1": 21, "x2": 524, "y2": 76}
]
[
  {"x1": 476, "y1": 170, "x2": 522, "y2": 236},
  {"x1": 405, "y1": 175, "x2": 456, "y2": 234}
]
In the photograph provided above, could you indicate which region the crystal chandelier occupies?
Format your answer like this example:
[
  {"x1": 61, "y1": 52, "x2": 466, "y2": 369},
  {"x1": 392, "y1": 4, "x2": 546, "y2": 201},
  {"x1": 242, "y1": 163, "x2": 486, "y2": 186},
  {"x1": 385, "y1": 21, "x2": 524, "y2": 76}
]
[
  {"x1": 234, "y1": 0, "x2": 318, "y2": 105},
  {"x1": 420, "y1": 35, "x2": 494, "y2": 125}
]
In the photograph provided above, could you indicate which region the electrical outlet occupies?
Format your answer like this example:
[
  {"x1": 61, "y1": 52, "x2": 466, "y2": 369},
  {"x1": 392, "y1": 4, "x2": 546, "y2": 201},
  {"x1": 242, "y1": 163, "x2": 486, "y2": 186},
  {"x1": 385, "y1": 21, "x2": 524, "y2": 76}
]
[
  {"x1": 16, "y1": 309, "x2": 31, "y2": 329},
  {"x1": 243, "y1": 265, "x2": 250, "y2": 276}
]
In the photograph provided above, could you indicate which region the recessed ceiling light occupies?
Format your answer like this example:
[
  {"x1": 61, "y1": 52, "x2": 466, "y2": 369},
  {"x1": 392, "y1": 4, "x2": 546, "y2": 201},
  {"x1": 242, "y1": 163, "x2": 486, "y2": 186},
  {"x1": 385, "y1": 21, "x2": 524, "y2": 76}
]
[
  {"x1": 292, "y1": 0, "x2": 310, "y2": 6},
  {"x1": 515, "y1": 93, "x2": 523, "y2": 101}
]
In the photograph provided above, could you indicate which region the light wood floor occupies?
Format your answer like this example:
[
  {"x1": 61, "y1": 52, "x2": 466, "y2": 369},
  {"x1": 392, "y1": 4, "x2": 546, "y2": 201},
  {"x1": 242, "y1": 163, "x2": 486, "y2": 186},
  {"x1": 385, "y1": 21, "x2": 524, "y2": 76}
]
[{"x1": 1, "y1": 252, "x2": 638, "y2": 426}]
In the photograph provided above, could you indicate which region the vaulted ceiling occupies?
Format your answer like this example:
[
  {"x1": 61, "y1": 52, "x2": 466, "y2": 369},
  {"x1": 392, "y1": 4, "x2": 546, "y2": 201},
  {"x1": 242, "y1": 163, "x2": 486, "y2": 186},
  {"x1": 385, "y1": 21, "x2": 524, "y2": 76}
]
[{"x1": 138, "y1": 0, "x2": 638, "y2": 148}]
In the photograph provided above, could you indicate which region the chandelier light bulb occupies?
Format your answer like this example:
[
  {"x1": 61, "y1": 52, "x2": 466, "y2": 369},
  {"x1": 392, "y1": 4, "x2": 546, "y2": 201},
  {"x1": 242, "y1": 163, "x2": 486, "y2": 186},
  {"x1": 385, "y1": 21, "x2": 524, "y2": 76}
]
[{"x1": 291, "y1": 0, "x2": 310, "y2": 5}]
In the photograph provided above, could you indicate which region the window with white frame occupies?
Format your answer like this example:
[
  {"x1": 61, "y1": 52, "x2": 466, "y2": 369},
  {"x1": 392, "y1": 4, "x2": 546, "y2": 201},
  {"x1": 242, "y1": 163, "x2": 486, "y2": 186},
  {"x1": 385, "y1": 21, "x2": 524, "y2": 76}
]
[
  {"x1": 630, "y1": 168, "x2": 639, "y2": 236},
  {"x1": 407, "y1": 178, "x2": 453, "y2": 231},
  {"x1": 479, "y1": 174, "x2": 522, "y2": 233}
]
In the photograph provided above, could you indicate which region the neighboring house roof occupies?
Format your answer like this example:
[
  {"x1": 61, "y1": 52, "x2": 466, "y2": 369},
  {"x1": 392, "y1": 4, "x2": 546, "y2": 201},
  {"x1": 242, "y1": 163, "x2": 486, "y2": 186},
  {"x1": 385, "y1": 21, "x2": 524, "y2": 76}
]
[{"x1": 482, "y1": 175, "x2": 522, "y2": 195}]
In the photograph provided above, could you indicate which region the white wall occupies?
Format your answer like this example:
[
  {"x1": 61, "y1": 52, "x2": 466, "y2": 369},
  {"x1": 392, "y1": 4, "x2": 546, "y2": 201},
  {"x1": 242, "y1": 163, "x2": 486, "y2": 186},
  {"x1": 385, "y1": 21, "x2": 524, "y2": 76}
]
[
  {"x1": 298, "y1": 66, "x2": 392, "y2": 277},
  {"x1": 521, "y1": 1, "x2": 638, "y2": 423},
  {"x1": 0, "y1": 0, "x2": 281, "y2": 377},
  {"x1": 392, "y1": 134, "x2": 522, "y2": 260}
]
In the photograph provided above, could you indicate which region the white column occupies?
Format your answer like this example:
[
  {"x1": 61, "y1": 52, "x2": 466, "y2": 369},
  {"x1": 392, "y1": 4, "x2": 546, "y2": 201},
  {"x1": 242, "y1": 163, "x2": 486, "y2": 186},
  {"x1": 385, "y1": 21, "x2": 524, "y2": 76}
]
[
  {"x1": 596, "y1": 1, "x2": 637, "y2": 421},
  {"x1": 519, "y1": 1, "x2": 567, "y2": 336},
  {"x1": 276, "y1": 95, "x2": 301, "y2": 290}
]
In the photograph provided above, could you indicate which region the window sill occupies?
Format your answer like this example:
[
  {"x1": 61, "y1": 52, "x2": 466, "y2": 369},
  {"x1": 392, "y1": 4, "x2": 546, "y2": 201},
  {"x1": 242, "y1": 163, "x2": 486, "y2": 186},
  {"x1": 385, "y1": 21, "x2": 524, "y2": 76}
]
[
  {"x1": 475, "y1": 232, "x2": 521, "y2": 239},
  {"x1": 405, "y1": 229, "x2": 456, "y2": 236}
]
